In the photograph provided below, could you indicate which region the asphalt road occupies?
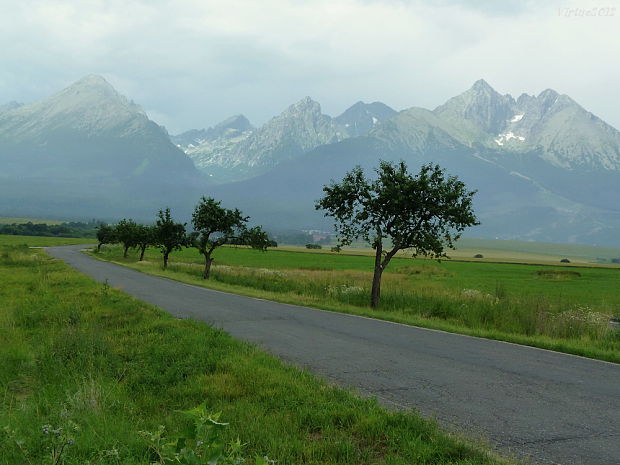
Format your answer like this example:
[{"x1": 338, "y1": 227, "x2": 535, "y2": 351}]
[{"x1": 47, "y1": 245, "x2": 620, "y2": 465}]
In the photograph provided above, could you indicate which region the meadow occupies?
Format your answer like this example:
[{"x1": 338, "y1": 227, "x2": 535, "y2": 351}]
[
  {"x1": 94, "y1": 244, "x2": 620, "y2": 363},
  {"x1": 0, "y1": 234, "x2": 94, "y2": 247},
  {"x1": 0, "y1": 241, "x2": 507, "y2": 464}
]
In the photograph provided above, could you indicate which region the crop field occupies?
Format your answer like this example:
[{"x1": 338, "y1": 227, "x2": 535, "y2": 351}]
[
  {"x1": 94, "y1": 244, "x2": 620, "y2": 363},
  {"x1": 0, "y1": 244, "x2": 507, "y2": 464}
]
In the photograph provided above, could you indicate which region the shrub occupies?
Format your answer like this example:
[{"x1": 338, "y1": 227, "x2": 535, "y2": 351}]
[
  {"x1": 305, "y1": 243, "x2": 322, "y2": 249},
  {"x1": 560, "y1": 258, "x2": 571, "y2": 263},
  {"x1": 474, "y1": 254, "x2": 484, "y2": 258},
  {"x1": 535, "y1": 270, "x2": 581, "y2": 280}
]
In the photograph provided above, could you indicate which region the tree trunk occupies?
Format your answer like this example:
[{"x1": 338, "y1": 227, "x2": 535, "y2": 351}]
[
  {"x1": 371, "y1": 241, "x2": 383, "y2": 309},
  {"x1": 123, "y1": 245, "x2": 129, "y2": 258},
  {"x1": 139, "y1": 245, "x2": 146, "y2": 261},
  {"x1": 203, "y1": 254, "x2": 214, "y2": 279},
  {"x1": 371, "y1": 266, "x2": 383, "y2": 309},
  {"x1": 97, "y1": 243, "x2": 102, "y2": 252},
  {"x1": 163, "y1": 251, "x2": 169, "y2": 269}
]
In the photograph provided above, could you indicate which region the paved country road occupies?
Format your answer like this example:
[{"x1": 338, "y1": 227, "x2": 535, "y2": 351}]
[{"x1": 47, "y1": 245, "x2": 620, "y2": 465}]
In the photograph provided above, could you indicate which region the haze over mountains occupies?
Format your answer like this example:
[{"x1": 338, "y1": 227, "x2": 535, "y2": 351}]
[
  {"x1": 0, "y1": 75, "x2": 203, "y2": 219},
  {"x1": 2, "y1": 74, "x2": 620, "y2": 246}
]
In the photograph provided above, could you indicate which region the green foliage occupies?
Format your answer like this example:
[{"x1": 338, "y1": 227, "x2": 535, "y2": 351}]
[
  {"x1": 4, "y1": 423, "x2": 78, "y2": 465},
  {"x1": 190, "y1": 197, "x2": 272, "y2": 279},
  {"x1": 141, "y1": 405, "x2": 271, "y2": 465},
  {"x1": 317, "y1": 161, "x2": 478, "y2": 257},
  {"x1": 316, "y1": 161, "x2": 478, "y2": 307},
  {"x1": 114, "y1": 219, "x2": 141, "y2": 257},
  {"x1": 0, "y1": 220, "x2": 100, "y2": 238},
  {"x1": 96, "y1": 224, "x2": 117, "y2": 251},
  {"x1": 154, "y1": 208, "x2": 187, "y2": 269},
  {"x1": 135, "y1": 224, "x2": 157, "y2": 261},
  {"x1": 306, "y1": 244, "x2": 322, "y2": 249}
]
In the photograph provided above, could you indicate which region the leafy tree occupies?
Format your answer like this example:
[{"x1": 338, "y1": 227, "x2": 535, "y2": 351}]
[
  {"x1": 135, "y1": 224, "x2": 156, "y2": 261},
  {"x1": 0, "y1": 220, "x2": 101, "y2": 239},
  {"x1": 154, "y1": 208, "x2": 187, "y2": 269},
  {"x1": 190, "y1": 197, "x2": 272, "y2": 279},
  {"x1": 316, "y1": 161, "x2": 478, "y2": 308},
  {"x1": 96, "y1": 224, "x2": 117, "y2": 251},
  {"x1": 115, "y1": 219, "x2": 140, "y2": 258}
]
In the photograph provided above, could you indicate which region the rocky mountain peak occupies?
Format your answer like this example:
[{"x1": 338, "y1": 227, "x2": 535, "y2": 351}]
[
  {"x1": 285, "y1": 96, "x2": 322, "y2": 116},
  {"x1": 434, "y1": 79, "x2": 514, "y2": 135},
  {"x1": 536, "y1": 88, "x2": 561, "y2": 112},
  {"x1": 0, "y1": 75, "x2": 153, "y2": 141},
  {"x1": 335, "y1": 100, "x2": 398, "y2": 137},
  {"x1": 59, "y1": 74, "x2": 128, "y2": 104},
  {"x1": 214, "y1": 114, "x2": 253, "y2": 132},
  {"x1": 471, "y1": 78, "x2": 497, "y2": 94}
]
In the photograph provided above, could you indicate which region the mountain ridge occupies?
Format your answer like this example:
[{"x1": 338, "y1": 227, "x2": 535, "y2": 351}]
[{"x1": 174, "y1": 98, "x2": 397, "y2": 182}]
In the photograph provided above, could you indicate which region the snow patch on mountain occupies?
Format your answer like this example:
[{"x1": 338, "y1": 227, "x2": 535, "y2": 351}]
[{"x1": 495, "y1": 132, "x2": 526, "y2": 146}]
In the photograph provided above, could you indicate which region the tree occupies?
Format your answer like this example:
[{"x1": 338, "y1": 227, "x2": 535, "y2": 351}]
[
  {"x1": 190, "y1": 197, "x2": 272, "y2": 279},
  {"x1": 154, "y1": 208, "x2": 186, "y2": 269},
  {"x1": 135, "y1": 224, "x2": 156, "y2": 261},
  {"x1": 115, "y1": 219, "x2": 140, "y2": 258},
  {"x1": 96, "y1": 224, "x2": 117, "y2": 251},
  {"x1": 316, "y1": 161, "x2": 478, "y2": 309}
]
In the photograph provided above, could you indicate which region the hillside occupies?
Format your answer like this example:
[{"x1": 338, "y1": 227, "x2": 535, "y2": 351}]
[{"x1": 0, "y1": 75, "x2": 204, "y2": 220}]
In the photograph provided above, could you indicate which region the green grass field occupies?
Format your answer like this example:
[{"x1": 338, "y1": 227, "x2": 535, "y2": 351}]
[
  {"x1": 0, "y1": 244, "x2": 507, "y2": 464},
  {"x1": 94, "y1": 245, "x2": 620, "y2": 363},
  {"x1": 454, "y1": 237, "x2": 620, "y2": 264},
  {"x1": 293, "y1": 238, "x2": 620, "y2": 266},
  {"x1": 0, "y1": 234, "x2": 94, "y2": 247}
]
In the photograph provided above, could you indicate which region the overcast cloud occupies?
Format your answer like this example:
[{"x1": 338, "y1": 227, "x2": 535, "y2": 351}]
[{"x1": 0, "y1": 0, "x2": 618, "y2": 133}]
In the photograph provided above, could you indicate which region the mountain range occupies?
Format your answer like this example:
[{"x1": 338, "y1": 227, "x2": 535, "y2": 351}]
[
  {"x1": 172, "y1": 98, "x2": 396, "y2": 183},
  {"x1": 207, "y1": 79, "x2": 620, "y2": 245},
  {"x1": 1, "y1": 75, "x2": 619, "y2": 246}
]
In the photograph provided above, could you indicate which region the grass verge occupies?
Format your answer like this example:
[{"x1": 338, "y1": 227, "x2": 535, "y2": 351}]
[
  {"x1": 92, "y1": 246, "x2": 620, "y2": 364},
  {"x1": 0, "y1": 244, "x2": 507, "y2": 464}
]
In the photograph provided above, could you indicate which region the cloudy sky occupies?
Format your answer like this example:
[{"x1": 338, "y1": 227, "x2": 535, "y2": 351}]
[{"x1": 0, "y1": 0, "x2": 618, "y2": 133}]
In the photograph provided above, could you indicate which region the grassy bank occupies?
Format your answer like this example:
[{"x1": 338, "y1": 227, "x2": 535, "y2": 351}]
[
  {"x1": 0, "y1": 244, "x2": 506, "y2": 464},
  {"x1": 94, "y1": 245, "x2": 620, "y2": 363}
]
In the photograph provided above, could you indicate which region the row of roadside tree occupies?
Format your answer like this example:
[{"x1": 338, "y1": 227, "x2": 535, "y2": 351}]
[
  {"x1": 97, "y1": 161, "x2": 478, "y2": 309},
  {"x1": 96, "y1": 197, "x2": 275, "y2": 279}
]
